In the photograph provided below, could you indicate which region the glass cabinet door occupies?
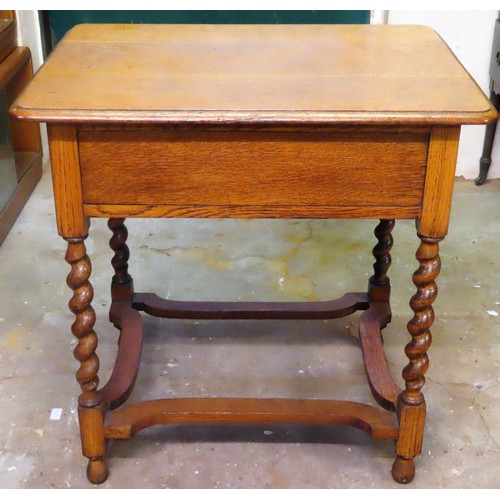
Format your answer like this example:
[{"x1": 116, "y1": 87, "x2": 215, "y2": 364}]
[{"x1": 0, "y1": 89, "x2": 18, "y2": 213}]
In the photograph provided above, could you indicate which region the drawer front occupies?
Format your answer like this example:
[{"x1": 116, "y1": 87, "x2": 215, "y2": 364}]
[{"x1": 79, "y1": 129, "x2": 429, "y2": 217}]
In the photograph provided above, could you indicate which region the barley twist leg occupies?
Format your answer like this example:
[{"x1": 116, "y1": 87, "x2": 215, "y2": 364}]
[
  {"x1": 108, "y1": 218, "x2": 133, "y2": 302},
  {"x1": 392, "y1": 236, "x2": 441, "y2": 484},
  {"x1": 368, "y1": 219, "x2": 395, "y2": 303},
  {"x1": 65, "y1": 237, "x2": 108, "y2": 484}
]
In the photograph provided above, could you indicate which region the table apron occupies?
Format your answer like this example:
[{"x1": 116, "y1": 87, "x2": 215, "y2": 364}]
[{"x1": 78, "y1": 129, "x2": 429, "y2": 219}]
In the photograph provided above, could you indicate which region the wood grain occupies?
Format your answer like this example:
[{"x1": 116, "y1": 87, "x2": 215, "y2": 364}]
[
  {"x1": 418, "y1": 126, "x2": 461, "y2": 238},
  {"x1": 14, "y1": 23, "x2": 494, "y2": 485},
  {"x1": 0, "y1": 43, "x2": 42, "y2": 244},
  {"x1": 402, "y1": 237, "x2": 440, "y2": 407},
  {"x1": 11, "y1": 24, "x2": 497, "y2": 125},
  {"x1": 104, "y1": 398, "x2": 399, "y2": 440},
  {"x1": 4, "y1": 50, "x2": 42, "y2": 155},
  {"x1": 100, "y1": 302, "x2": 143, "y2": 411},
  {"x1": 108, "y1": 218, "x2": 133, "y2": 302},
  {"x1": 394, "y1": 236, "x2": 441, "y2": 475},
  {"x1": 65, "y1": 238, "x2": 101, "y2": 408},
  {"x1": 78, "y1": 405, "x2": 108, "y2": 484},
  {"x1": 368, "y1": 219, "x2": 395, "y2": 302},
  {"x1": 47, "y1": 124, "x2": 87, "y2": 237},
  {"x1": 66, "y1": 237, "x2": 108, "y2": 483},
  {"x1": 84, "y1": 203, "x2": 421, "y2": 220},
  {"x1": 396, "y1": 400, "x2": 426, "y2": 458},
  {"x1": 0, "y1": 47, "x2": 29, "y2": 87},
  {"x1": 79, "y1": 130, "x2": 428, "y2": 210},
  {"x1": 132, "y1": 291, "x2": 369, "y2": 320},
  {"x1": 0, "y1": 19, "x2": 16, "y2": 64},
  {"x1": 359, "y1": 303, "x2": 401, "y2": 412}
]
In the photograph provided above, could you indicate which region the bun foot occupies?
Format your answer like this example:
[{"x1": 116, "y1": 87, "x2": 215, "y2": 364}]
[
  {"x1": 391, "y1": 457, "x2": 415, "y2": 484},
  {"x1": 87, "y1": 458, "x2": 109, "y2": 484}
]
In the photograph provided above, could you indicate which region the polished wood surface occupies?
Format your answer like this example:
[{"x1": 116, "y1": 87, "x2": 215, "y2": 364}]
[
  {"x1": 47, "y1": 124, "x2": 87, "y2": 237},
  {"x1": 5, "y1": 51, "x2": 42, "y2": 158},
  {"x1": 418, "y1": 127, "x2": 461, "y2": 237},
  {"x1": 84, "y1": 202, "x2": 423, "y2": 220},
  {"x1": 65, "y1": 237, "x2": 108, "y2": 483},
  {"x1": 132, "y1": 291, "x2": 368, "y2": 320},
  {"x1": 9, "y1": 23, "x2": 498, "y2": 485},
  {"x1": 0, "y1": 47, "x2": 30, "y2": 87},
  {"x1": 359, "y1": 304, "x2": 400, "y2": 412},
  {"x1": 394, "y1": 236, "x2": 441, "y2": 483},
  {"x1": 368, "y1": 219, "x2": 394, "y2": 302},
  {"x1": 104, "y1": 397, "x2": 399, "y2": 440},
  {"x1": 12, "y1": 24, "x2": 496, "y2": 125},
  {"x1": 65, "y1": 237, "x2": 101, "y2": 409},
  {"x1": 0, "y1": 19, "x2": 16, "y2": 63},
  {"x1": 0, "y1": 44, "x2": 42, "y2": 245},
  {"x1": 79, "y1": 129, "x2": 428, "y2": 215}
]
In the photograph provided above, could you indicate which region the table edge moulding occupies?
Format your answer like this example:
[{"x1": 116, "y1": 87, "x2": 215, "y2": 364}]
[{"x1": 9, "y1": 23, "x2": 498, "y2": 485}]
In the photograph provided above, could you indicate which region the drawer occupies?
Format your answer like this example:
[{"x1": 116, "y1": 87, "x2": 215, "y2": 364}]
[{"x1": 78, "y1": 129, "x2": 429, "y2": 218}]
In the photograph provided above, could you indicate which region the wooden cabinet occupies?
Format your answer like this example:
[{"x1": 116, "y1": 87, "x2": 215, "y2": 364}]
[{"x1": 0, "y1": 14, "x2": 42, "y2": 245}]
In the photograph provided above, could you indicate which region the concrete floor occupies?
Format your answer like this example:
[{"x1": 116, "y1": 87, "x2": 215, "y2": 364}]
[{"x1": 0, "y1": 162, "x2": 500, "y2": 489}]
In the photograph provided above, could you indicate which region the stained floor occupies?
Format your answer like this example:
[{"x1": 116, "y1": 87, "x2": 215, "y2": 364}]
[{"x1": 0, "y1": 163, "x2": 499, "y2": 488}]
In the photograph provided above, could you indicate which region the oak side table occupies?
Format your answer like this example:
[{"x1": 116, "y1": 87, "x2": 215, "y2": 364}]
[{"x1": 11, "y1": 24, "x2": 497, "y2": 485}]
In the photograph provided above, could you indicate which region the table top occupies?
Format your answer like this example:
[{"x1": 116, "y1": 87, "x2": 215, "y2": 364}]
[{"x1": 11, "y1": 23, "x2": 497, "y2": 126}]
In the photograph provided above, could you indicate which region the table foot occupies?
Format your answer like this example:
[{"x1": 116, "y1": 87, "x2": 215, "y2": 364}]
[
  {"x1": 391, "y1": 456, "x2": 415, "y2": 484},
  {"x1": 87, "y1": 458, "x2": 109, "y2": 484},
  {"x1": 475, "y1": 157, "x2": 491, "y2": 186}
]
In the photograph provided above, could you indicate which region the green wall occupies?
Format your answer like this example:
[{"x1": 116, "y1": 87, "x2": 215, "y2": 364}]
[{"x1": 45, "y1": 10, "x2": 370, "y2": 46}]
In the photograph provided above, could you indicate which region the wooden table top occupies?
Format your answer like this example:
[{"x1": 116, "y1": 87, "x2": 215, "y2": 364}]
[{"x1": 11, "y1": 23, "x2": 497, "y2": 126}]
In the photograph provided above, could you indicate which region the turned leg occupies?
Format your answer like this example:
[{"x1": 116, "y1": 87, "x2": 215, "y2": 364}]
[
  {"x1": 368, "y1": 219, "x2": 395, "y2": 303},
  {"x1": 65, "y1": 237, "x2": 108, "y2": 484},
  {"x1": 475, "y1": 91, "x2": 499, "y2": 186},
  {"x1": 108, "y1": 218, "x2": 133, "y2": 302},
  {"x1": 359, "y1": 219, "x2": 398, "y2": 411},
  {"x1": 392, "y1": 235, "x2": 441, "y2": 484}
]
